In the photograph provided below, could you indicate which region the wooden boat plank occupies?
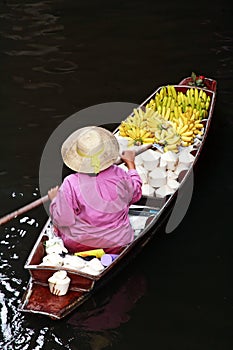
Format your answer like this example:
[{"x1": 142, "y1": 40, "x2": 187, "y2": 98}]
[{"x1": 19, "y1": 280, "x2": 88, "y2": 319}]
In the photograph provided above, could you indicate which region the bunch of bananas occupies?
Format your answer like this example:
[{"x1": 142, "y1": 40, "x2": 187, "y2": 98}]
[
  {"x1": 154, "y1": 123, "x2": 181, "y2": 152},
  {"x1": 170, "y1": 107, "x2": 204, "y2": 146},
  {"x1": 118, "y1": 107, "x2": 181, "y2": 152},
  {"x1": 146, "y1": 85, "x2": 210, "y2": 146},
  {"x1": 145, "y1": 109, "x2": 181, "y2": 152},
  {"x1": 118, "y1": 108, "x2": 155, "y2": 146},
  {"x1": 146, "y1": 85, "x2": 211, "y2": 121}
]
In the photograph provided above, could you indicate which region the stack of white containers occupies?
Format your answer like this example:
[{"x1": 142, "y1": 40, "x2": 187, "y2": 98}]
[{"x1": 119, "y1": 146, "x2": 195, "y2": 198}]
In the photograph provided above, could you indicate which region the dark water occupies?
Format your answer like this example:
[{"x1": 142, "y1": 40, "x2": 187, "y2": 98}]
[{"x1": 0, "y1": 0, "x2": 233, "y2": 349}]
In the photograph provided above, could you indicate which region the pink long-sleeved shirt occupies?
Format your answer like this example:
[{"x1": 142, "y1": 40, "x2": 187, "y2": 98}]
[{"x1": 50, "y1": 165, "x2": 142, "y2": 251}]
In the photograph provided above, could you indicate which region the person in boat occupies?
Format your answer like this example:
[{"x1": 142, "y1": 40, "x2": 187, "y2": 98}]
[{"x1": 48, "y1": 126, "x2": 142, "y2": 254}]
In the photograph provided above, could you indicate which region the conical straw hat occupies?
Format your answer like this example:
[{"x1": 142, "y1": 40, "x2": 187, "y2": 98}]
[{"x1": 61, "y1": 126, "x2": 120, "y2": 174}]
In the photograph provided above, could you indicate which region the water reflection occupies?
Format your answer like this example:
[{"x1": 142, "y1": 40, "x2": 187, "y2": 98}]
[{"x1": 68, "y1": 272, "x2": 147, "y2": 332}]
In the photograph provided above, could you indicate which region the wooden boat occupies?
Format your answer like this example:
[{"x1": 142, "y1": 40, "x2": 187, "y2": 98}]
[{"x1": 18, "y1": 75, "x2": 217, "y2": 319}]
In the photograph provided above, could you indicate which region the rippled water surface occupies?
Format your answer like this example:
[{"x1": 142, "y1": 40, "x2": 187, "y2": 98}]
[{"x1": 0, "y1": 0, "x2": 232, "y2": 349}]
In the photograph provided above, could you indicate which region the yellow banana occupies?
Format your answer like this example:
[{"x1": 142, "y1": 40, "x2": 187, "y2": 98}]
[
  {"x1": 181, "y1": 135, "x2": 192, "y2": 142},
  {"x1": 161, "y1": 105, "x2": 166, "y2": 117},
  {"x1": 164, "y1": 144, "x2": 178, "y2": 152},
  {"x1": 155, "y1": 94, "x2": 161, "y2": 106},
  {"x1": 177, "y1": 106, "x2": 182, "y2": 116},
  {"x1": 143, "y1": 137, "x2": 155, "y2": 143},
  {"x1": 179, "y1": 124, "x2": 189, "y2": 134},
  {"x1": 202, "y1": 91, "x2": 207, "y2": 102},
  {"x1": 166, "y1": 85, "x2": 171, "y2": 97},
  {"x1": 155, "y1": 130, "x2": 162, "y2": 140},
  {"x1": 140, "y1": 121, "x2": 148, "y2": 129},
  {"x1": 205, "y1": 100, "x2": 210, "y2": 110},
  {"x1": 177, "y1": 92, "x2": 182, "y2": 106},
  {"x1": 194, "y1": 88, "x2": 199, "y2": 104},
  {"x1": 191, "y1": 96, "x2": 195, "y2": 109},
  {"x1": 157, "y1": 105, "x2": 162, "y2": 114},
  {"x1": 138, "y1": 108, "x2": 145, "y2": 120},
  {"x1": 164, "y1": 133, "x2": 176, "y2": 142},
  {"x1": 178, "y1": 116, "x2": 183, "y2": 127},
  {"x1": 189, "y1": 88, "x2": 194, "y2": 99},
  {"x1": 162, "y1": 96, "x2": 168, "y2": 107},
  {"x1": 170, "y1": 111, "x2": 174, "y2": 120},
  {"x1": 174, "y1": 106, "x2": 179, "y2": 118},
  {"x1": 170, "y1": 98, "x2": 175, "y2": 111},
  {"x1": 171, "y1": 85, "x2": 177, "y2": 100},
  {"x1": 167, "y1": 96, "x2": 172, "y2": 108},
  {"x1": 166, "y1": 135, "x2": 181, "y2": 145},
  {"x1": 160, "y1": 87, "x2": 166, "y2": 99},
  {"x1": 160, "y1": 129, "x2": 167, "y2": 140},
  {"x1": 181, "y1": 114, "x2": 188, "y2": 125},
  {"x1": 181, "y1": 130, "x2": 193, "y2": 137},
  {"x1": 194, "y1": 123, "x2": 204, "y2": 129},
  {"x1": 133, "y1": 108, "x2": 140, "y2": 119},
  {"x1": 165, "y1": 107, "x2": 171, "y2": 120},
  {"x1": 145, "y1": 108, "x2": 154, "y2": 118},
  {"x1": 140, "y1": 129, "x2": 152, "y2": 138},
  {"x1": 202, "y1": 109, "x2": 208, "y2": 118}
]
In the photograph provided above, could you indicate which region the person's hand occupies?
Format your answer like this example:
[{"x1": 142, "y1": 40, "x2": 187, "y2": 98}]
[
  {"x1": 48, "y1": 186, "x2": 59, "y2": 201},
  {"x1": 121, "y1": 150, "x2": 136, "y2": 169}
]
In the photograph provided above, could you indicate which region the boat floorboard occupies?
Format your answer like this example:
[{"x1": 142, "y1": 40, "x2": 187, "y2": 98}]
[{"x1": 19, "y1": 281, "x2": 87, "y2": 319}]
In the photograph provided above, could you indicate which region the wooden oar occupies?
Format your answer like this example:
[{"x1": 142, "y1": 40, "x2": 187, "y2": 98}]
[
  {"x1": 0, "y1": 143, "x2": 161, "y2": 226},
  {"x1": 0, "y1": 195, "x2": 49, "y2": 226},
  {"x1": 114, "y1": 142, "x2": 161, "y2": 165}
]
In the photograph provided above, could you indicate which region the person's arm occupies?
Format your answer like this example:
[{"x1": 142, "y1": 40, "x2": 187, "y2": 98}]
[
  {"x1": 121, "y1": 150, "x2": 142, "y2": 204},
  {"x1": 120, "y1": 150, "x2": 136, "y2": 170},
  {"x1": 48, "y1": 179, "x2": 77, "y2": 227},
  {"x1": 48, "y1": 186, "x2": 59, "y2": 201}
]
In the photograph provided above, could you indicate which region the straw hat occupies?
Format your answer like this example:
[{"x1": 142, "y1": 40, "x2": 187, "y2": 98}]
[{"x1": 61, "y1": 126, "x2": 120, "y2": 174}]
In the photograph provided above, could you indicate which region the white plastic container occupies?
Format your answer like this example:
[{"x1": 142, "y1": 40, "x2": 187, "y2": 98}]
[
  {"x1": 88, "y1": 258, "x2": 105, "y2": 272},
  {"x1": 40, "y1": 252, "x2": 64, "y2": 267},
  {"x1": 48, "y1": 270, "x2": 71, "y2": 296},
  {"x1": 62, "y1": 254, "x2": 86, "y2": 270},
  {"x1": 155, "y1": 185, "x2": 174, "y2": 198},
  {"x1": 167, "y1": 178, "x2": 180, "y2": 191},
  {"x1": 159, "y1": 158, "x2": 167, "y2": 171},
  {"x1": 141, "y1": 183, "x2": 155, "y2": 197},
  {"x1": 135, "y1": 153, "x2": 143, "y2": 166},
  {"x1": 166, "y1": 169, "x2": 178, "y2": 180},
  {"x1": 141, "y1": 149, "x2": 160, "y2": 170},
  {"x1": 160, "y1": 151, "x2": 178, "y2": 171},
  {"x1": 178, "y1": 149, "x2": 195, "y2": 168},
  {"x1": 148, "y1": 168, "x2": 167, "y2": 188},
  {"x1": 45, "y1": 237, "x2": 68, "y2": 255},
  {"x1": 174, "y1": 163, "x2": 189, "y2": 176},
  {"x1": 136, "y1": 165, "x2": 148, "y2": 184}
]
